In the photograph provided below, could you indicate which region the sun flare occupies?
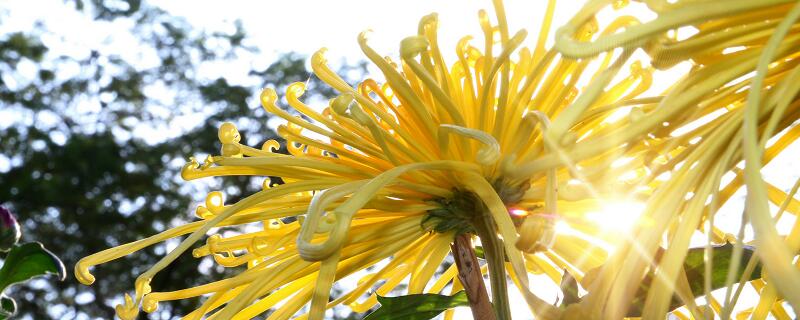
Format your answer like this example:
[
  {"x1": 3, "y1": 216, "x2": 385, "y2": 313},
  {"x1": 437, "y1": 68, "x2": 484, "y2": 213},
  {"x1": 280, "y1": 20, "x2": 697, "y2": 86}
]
[{"x1": 584, "y1": 200, "x2": 646, "y2": 233}]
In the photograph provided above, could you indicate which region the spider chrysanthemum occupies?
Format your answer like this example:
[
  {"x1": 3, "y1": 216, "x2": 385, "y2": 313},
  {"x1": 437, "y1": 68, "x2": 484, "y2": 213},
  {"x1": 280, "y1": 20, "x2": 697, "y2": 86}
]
[{"x1": 75, "y1": 0, "x2": 800, "y2": 319}]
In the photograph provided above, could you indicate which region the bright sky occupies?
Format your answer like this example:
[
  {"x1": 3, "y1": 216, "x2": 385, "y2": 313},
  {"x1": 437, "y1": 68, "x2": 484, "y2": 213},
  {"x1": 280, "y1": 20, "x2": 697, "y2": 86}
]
[
  {"x1": 0, "y1": 0, "x2": 611, "y2": 81},
  {"x1": 154, "y1": 0, "x2": 577, "y2": 63}
]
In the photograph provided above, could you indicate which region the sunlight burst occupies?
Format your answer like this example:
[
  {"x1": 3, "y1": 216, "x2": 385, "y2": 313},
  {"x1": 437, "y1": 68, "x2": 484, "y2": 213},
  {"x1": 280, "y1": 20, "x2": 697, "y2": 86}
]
[{"x1": 585, "y1": 201, "x2": 646, "y2": 233}]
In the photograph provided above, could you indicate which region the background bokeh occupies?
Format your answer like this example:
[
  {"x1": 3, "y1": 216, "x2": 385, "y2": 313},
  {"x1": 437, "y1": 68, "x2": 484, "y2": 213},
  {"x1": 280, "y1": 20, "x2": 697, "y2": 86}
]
[{"x1": 0, "y1": 0, "x2": 370, "y2": 318}]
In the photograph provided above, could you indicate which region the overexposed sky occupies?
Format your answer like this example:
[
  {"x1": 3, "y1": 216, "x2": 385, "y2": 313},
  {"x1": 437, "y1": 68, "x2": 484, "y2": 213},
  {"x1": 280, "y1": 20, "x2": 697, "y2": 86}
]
[
  {"x1": 1, "y1": 0, "x2": 587, "y2": 80},
  {"x1": 156, "y1": 0, "x2": 588, "y2": 85},
  {"x1": 154, "y1": 0, "x2": 578, "y2": 60}
]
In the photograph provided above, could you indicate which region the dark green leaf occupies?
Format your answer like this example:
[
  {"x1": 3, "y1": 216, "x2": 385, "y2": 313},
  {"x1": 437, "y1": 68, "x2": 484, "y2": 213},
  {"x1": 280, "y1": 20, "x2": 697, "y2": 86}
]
[
  {"x1": 683, "y1": 242, "x2": 761, "y2": 294},
  {"x1": 627, "y1": 242, "x2": 761, "y2": 316},
  {"x1": 364, "y1": 291, "x2": 470, "y2": 320},
  {"x1": 0, "y1": 295, "x2": 16, "y2": 319},
  {"x1": 0, "y1": 242, "x2": 66, "y2": 292}
]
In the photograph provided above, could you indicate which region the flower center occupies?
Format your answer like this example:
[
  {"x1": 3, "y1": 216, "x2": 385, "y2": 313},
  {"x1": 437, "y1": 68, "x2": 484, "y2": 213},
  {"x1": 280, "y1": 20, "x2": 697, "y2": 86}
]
[{"x1": 422, "y1": 179, "x2": 531, "y2": 235}]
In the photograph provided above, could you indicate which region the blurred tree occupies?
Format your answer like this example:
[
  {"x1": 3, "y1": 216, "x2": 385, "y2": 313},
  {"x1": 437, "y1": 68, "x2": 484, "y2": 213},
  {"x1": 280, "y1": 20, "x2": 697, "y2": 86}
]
[{"x1": 0, "y1": 1, "x2": 366, "y2": 319}]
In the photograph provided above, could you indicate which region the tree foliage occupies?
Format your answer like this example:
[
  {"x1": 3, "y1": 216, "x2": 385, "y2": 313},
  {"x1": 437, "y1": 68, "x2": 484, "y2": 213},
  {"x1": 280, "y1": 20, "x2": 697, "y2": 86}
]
[{"x1": 0, "y1": 1, "x2": 365, "y2": 318}]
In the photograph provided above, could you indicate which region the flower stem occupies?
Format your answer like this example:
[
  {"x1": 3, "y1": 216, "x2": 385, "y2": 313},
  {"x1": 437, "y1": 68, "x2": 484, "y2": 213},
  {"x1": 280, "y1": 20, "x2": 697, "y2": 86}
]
[
  {"x1": 474, "y1": 214, "x2": 512, "y2": 320},
  {"x1": 451, "y1": 233, "x2": 496, "y2": 320}
]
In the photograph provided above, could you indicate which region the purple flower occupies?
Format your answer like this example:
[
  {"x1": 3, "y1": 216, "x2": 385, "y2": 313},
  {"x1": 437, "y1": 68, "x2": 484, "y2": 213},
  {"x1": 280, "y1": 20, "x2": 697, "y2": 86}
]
[{"x1": 0, "y1": 206, "x2": 21, "y2": 252}]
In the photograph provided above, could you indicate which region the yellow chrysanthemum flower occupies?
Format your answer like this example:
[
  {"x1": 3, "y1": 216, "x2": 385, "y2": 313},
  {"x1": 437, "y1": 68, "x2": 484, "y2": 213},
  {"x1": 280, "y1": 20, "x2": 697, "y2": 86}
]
[
  {"x1": 551, "y1": 0, "x2": 800, "y2": 319},
  {"x1": 75, "y1": 0, "x2": 800, "y2": 319}
]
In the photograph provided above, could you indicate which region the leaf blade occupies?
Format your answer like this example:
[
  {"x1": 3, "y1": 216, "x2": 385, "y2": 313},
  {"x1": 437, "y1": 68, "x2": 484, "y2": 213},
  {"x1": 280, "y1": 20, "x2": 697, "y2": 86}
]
[
  {"x1": 0, "y1": 242, "x2": 66, "y2": 292},
  {"x1": 626, "y1": 243, "x2": 761, "y2": 316},
  {"x1": 364, "y1": 291, "x2": 470, "y2": 320}
]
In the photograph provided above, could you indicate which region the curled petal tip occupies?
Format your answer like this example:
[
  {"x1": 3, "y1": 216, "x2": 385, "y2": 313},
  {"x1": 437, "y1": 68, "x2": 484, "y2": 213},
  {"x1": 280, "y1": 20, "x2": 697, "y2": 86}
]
[
  {"x1": 309, "y1": 214, "x2": 337, "y2": 234},
  {"x1": 135, "y1": 276, "x2": 153, "y2": 296},
  {"x1": 217, "y1": 122, "x2": 240, "y2": 144},
  {"x1": 195, "y1": 205, "x2": 212, "y2": 219},
  {"x1": 206, "y1": 234, "x2": 222, "y2": 253},
  {"x1": 357, "y1": 30, "x2": 373, "y2": 42},
  {"x1": 400, "y1": 35, "x2": 430, "y2": 58},
  {"x1": 191, "y1": 247, "x2": 205, "y2": 258},
  {"x1": 142, "y1": 294, "x2": 159, "y2": 313},
  {"x1": 420, "y1": 12, "x2": 438, "y2": 25},
  {"x1": 180, "y1": 158, "x2": 198, "y2": 180},
  {"x1": 205, "y1": 191, "x2": 225, "y2": 214},
  {"x1": 287, "y1": 81, "x2": 307, "y2": 95},
  {"x1": 115, "y1": 293, "x2": 140, "y2": 320},
  {"x1": 74, "y1": 260, "x2": 96, "y2": 285},
  {"x1": 331, "y1": 94, "x2": 354, "y2": 115},
  {"x1": 260, "y1": 88, "x2": 278, "y2": 107},
  {"x1": 438, "y1": 124, "x2": 501, "y2": 166},
  {"x1": 311, "y1": 48, "x2": 329, "y2": 66},
  {"x1": 261, "y1": 139, "x2": 281, "y2": 152}
]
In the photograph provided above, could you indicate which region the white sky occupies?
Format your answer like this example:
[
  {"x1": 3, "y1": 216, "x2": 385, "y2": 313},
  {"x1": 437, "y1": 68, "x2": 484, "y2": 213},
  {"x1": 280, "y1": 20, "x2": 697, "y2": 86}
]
[
  {"x1": 0, "y1": 0, "x2": 613, "y2": 82},
  {"x1": 1, "y1": 0, "x2": 572, "y2": 76},
  {"x1": 154, "y1": 0, "x2": 579, "y2": 64}
]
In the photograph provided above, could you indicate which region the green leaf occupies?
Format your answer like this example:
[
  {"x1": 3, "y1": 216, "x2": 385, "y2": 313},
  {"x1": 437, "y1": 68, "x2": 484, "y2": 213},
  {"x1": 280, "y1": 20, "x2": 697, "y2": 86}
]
[
  {"x1": 0, "y1": 242, "x2": 66, "y2": 293},
  {"x1": 472, "y1": 245, "x2": 508, "y2": 262},
  {"x1": 0, "y1": 295, "x2": 16, "y2": 320},
  {"x1": 364, "y1": 291, "x2": 470, "y2": 320},
  {"x1": 474, "y1": 246, "x2": 485, "y2": 260},
  {"x1": 627, "y1": 242, "x2": 761, "y2": 316}
]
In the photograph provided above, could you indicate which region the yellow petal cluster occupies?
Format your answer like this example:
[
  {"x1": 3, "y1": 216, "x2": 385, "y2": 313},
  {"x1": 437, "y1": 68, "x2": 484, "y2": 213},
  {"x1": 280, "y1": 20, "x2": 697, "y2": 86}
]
[{"x1": 75, "y1": 0, "x2": 800, "y2": 319}]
